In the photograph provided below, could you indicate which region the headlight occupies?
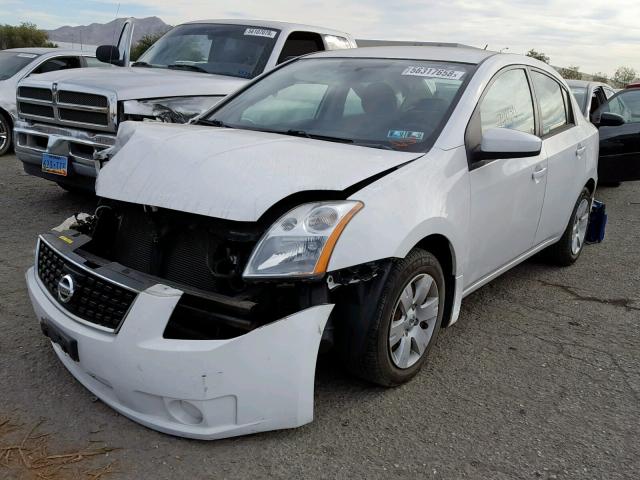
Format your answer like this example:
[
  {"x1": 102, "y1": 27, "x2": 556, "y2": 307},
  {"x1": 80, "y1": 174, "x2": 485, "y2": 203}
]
[
  {"x1": 122, "y1": 96, "x2": 224, "y2": 123},
  {"x1": 243, "y1": 201, "x2": 364, "y2": 279}
]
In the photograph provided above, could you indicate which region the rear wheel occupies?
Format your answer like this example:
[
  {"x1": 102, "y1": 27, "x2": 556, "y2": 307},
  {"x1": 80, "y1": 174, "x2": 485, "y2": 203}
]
[
  {"x1": 546, "y1": 188, "x2": 591, "y2": 266},
  {"x1": 0, "y1": 112, "x2": 11, "y2": 156},
  {"x1": 348, "y1": 249, "x2": 445, "y2": 387}
]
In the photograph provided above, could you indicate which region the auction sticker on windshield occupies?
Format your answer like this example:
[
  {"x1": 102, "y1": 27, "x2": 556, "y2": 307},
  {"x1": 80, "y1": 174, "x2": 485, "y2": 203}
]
[
  {"x1": 402, "y1": 66, "x2": 466, "y2": 80},
  {"x1": 244, "y1": 28, "x2": 277, "y2": 38}
]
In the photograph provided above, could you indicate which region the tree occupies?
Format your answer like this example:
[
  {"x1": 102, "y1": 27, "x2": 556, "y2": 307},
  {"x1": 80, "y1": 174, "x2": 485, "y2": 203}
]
[
  {"x1": 130, "y1": 32, "x2": 166, "y2": 61},
  {"x1": 0, "y1": 22, "x2": 56, "y2": 50},
  {"x1": 526, "y1": 49, "x2": 550, "y2": 64},
  {"x1": 592, "y1": 72, "x2": 609, "y2": 83},
  {"x1": 612, "y1": 66, "x2": 637, "y2": 87},
  {"x1": 558, "y1": 66, "x2": 582, "y2": 80}
]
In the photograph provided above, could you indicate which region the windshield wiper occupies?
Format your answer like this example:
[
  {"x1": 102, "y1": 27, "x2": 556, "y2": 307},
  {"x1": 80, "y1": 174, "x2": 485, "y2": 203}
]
[
  {"x1": 197, "y1": 119, "x2": 230, "y2": 128},
  {"x1": 167, "y1": 64, "x2": 209, "y2": 74},
  {"x1": 356, "y1": 142, "x2": 395, "y2": 151},
  {"x1": 284, "y1": 129, "x2": 354, "y2": 144},
  {"x1": 131, "y1": 61, "x2": 153, "y2": 67}
]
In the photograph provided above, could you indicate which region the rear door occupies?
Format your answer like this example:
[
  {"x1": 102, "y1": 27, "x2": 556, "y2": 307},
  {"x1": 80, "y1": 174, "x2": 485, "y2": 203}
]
[
  {"x1": 466, "y1": 67, "x2": 548, "y2": 285},
  {"x1": 594, "y1": 89, "x2": 640, "y2": 181},
  {"x1": 532, "y1": 70, "x2": 588, "y2": 243}
]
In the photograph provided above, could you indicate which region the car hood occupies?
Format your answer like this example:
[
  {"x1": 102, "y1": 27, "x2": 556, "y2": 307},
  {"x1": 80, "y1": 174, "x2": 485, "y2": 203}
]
[
  {"x1": 23, "y1": 67, "x2": 247, "y2": 100},
  {"x1": 96, "y1": 122, "x2": 422, "y2": 222}
]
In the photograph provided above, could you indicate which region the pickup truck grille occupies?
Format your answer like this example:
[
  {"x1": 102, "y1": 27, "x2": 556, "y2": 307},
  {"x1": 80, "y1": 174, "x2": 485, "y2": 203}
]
[
  {"x1": 37, "y1": 238, "x2": 137, "y2": 331},
  {"x1": 18, "y1": 85, "x2": 114, "y2": 132}
]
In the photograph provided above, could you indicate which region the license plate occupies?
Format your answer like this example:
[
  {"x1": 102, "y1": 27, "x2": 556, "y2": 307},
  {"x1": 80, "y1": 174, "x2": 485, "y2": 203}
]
[
  {"x1": 42, "y1": 153, "x2": 68, "y2": 176},
  {"x1": 40, "y1": 318, "x2": 79, "y2": 362}
]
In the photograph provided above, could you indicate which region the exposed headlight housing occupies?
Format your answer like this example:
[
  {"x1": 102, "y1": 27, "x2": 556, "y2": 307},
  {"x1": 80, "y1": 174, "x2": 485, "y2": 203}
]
[
  {"x1": 243, "y1": 201, "x2": 364, "y2": 279},
  {"x1": 122, "y1": 96, "x2": 225, "y2": 124}
]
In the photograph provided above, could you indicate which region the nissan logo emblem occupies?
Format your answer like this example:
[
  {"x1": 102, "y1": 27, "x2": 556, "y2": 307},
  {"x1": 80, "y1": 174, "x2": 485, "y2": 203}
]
[{"x1": 57, "y1": 274, "x2": 75, "y2": 304}]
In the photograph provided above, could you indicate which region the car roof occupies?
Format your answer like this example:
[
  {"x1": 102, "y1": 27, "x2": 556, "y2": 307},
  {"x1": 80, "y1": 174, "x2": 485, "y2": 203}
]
[
  {"x1": 181, "y1": 19, "x2": 351, "y2": 37},
  {"x1": 306, "y1": 45, "x2": 496, "y2": 64},
  {"x1": 566, "y1": 79, "x2": 612, "y2": 89},
  {"x1": 2, "y1": 47, "x2": 92, "y2": 56}
]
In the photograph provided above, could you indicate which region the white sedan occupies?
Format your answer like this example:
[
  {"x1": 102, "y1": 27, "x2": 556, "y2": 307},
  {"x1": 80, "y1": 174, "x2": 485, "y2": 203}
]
[{"x1": 26, "y1": 46, "x2": 598, "y2": 440}]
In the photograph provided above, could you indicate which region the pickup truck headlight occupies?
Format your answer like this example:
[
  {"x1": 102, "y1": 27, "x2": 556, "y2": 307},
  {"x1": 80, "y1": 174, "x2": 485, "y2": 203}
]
[
  {"x1": 243, "y1": 201, "x2": 363, "y2": 279},
  {"x1": 122, "y1": 96, "x2": 224, "y2": 123}
]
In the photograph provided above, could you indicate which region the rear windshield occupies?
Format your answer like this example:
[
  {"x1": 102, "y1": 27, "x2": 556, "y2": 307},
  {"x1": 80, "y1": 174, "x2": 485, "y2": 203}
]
[
  {"x1": 136, "y1": 23, "x2": 280, "y2": 79},
  {"x1": 0, "y1": 51, "x2": 39, "y2": 80},
  {"x1": 569, "y1": 86, "x2": 588, "y2": 113},
  {"x1": 205, "y1": 57, "x2": 473, "y2": 152}
]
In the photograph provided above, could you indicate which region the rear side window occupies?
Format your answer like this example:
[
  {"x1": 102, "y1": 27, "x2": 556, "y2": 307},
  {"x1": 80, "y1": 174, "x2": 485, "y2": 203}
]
[
  {"x1": 479, "y1": 69, "x2": 535, "y2": 134},
  {"x1": 32, "y1": 56, "x2": 82, "y2": 74},
  {"x1": 531, "y1": 72, "x2": 568, "y2": 135},
  {"x1": 277, "y1": 32, "x2": 325, "y2": 64}
]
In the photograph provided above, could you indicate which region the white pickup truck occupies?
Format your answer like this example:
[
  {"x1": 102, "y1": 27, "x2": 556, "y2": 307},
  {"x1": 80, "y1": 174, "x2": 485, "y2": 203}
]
[{"x1": 14, "y1": 19, "x2": 356, "y2": 191}]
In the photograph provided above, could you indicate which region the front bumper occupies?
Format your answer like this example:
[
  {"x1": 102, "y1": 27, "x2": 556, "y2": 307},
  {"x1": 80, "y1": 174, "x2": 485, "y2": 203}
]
[
  {"x1": 26, "y1": 267, "x2": 332, "y2": 440},
  {"x1": 14, "y1": 120, "x2": 116, "y2": 190}
]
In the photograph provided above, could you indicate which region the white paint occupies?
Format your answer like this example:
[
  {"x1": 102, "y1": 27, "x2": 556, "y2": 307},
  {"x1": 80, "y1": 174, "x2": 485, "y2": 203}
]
[{"x1": 26, "y1": 267, "x2": 332, "y2": 440}]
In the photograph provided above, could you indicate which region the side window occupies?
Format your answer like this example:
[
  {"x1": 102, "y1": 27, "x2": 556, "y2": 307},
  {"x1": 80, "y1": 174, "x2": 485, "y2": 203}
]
[
  {"x1": 240, "y1": 83, "x2": 328, "y2": 126},
  {"x1": 531, "y1": 71, "x2": 569, "y2": 135},
  {"x1": 31, "y1": 56, "x2": 82, "y2": 74},
  {"x1": 277, "y1": 32, "x2": 325, "y2": 64},
  {"x1": 85, "y1": 57, "x2": 111, "y2": 68},
  {"x1": 343, "y1": 88, "x2": 364, "y2": 116},
  {"x1": 479, "y1": 69, "x2": 535, "y2": 134},
  {"x1": 324, "y1": 35, "x2": 352, "y2": 50},
  {"x1": 604, "y1": 87, "x2": 616, "y2": 99},
  {"x1": 601, "y1": 90, "x2": 640, "y2": 123}
]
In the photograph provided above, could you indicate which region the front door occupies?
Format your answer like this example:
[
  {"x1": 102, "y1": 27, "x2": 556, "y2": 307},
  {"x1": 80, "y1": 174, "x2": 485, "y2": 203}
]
[
  {"x1": 595, "y1": 89, "x2": 640, "y2": 182},
  {"x1": 466, "y1": 67, "x2": 548, "y2": 286}
]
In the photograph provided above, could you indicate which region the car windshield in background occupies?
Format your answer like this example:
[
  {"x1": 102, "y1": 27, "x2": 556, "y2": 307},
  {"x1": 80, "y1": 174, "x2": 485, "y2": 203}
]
[
  {"x1": 206, "y1": 58, "x2": 473, "y2": 152},
  {"x1": 135, "y1": 23, "x2": 280, "y2": 79},
  {"x1": 0, "y1": 51, "x2": 39, "y2": 80},
  {"x1": 570, "y1": 86, "x2": 587, "y2": 113}
]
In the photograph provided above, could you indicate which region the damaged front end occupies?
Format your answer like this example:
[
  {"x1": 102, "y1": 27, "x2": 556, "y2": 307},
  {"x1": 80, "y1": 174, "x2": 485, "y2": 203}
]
[{"x1": 27, "y1": 199, "x2": 392, "y2": 439}]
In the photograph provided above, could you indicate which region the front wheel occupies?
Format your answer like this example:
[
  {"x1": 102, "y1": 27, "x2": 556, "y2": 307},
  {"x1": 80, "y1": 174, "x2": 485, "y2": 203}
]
[
  {"x1": 0, "y1": 112, "x2": 11, "y2": 156},
  {"x1": 545, "y1": 188, "x2": 592, "y2": 266},
  {"x1": 348, "y1": 249, "x2": 445, "y2": 387}
]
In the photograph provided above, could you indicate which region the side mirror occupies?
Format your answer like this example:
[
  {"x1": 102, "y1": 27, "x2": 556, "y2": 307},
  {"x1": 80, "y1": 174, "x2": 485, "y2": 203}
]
[
  {"x1": 96, "y1": 45, "x2": 123, "y2": 66},
  {"x1": 478, "y1": 128, "x2": 542, "y2": 160},
  {"x1": 596, "y1": 112, "x2": 625, "y2": 127}
]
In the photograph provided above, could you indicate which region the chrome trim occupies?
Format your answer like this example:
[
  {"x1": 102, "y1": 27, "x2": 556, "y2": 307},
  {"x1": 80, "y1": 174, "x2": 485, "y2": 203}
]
[
  {"x1": 16, "y1": 79, "x2": 118, "y2": 132},
  {"x1": 14, "y1": 123, "x2": 116, "y2": 150},
  {"x1": 36, "y1": 236, "x2": 140, "y2": 334}
]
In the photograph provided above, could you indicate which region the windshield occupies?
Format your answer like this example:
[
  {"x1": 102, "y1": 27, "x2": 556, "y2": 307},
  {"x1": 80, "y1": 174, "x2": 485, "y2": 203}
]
[
  {"x1": 136, "y1": 24, "x2": 280, "y2": 79},
  {"x1": 570, "y1": 86, "x2": 588, "y2": 113},
  {"x1": 205, "y1": 58, "x2": 473, "y2": 152},
  {"x1": 0, "y1": 51, "x2": 39, "y2": 80}
]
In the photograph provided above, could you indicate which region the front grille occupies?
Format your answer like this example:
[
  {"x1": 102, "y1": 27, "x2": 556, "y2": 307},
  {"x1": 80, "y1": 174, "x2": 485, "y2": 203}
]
[
  {"x1": 58, "y1": 108, "x2": 109, "y2": 126},
  {"x1": 18, "y1": 103, "x2": 54, "y2": 118},
  {"x1": 17, "y1": 84, "x2": 114, "y2": 132},
  {"x1": 37, "y1": 239, "x2": 137, "y2": 331},
  {"x1": 58, "y1": 91, "x2": 108, "y2": 108},
  {"x1": 18, "y1": 87, "x2": 52, "y2": 101}
]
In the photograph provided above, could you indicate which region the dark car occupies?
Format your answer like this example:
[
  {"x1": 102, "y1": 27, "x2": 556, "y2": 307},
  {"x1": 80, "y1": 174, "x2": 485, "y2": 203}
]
[
  {"x1": 567, "y1": 80, "x2": 617, "y2": 118},
  {"x1": 591, "y1": 88, "x2": 640, "y2": 183}
]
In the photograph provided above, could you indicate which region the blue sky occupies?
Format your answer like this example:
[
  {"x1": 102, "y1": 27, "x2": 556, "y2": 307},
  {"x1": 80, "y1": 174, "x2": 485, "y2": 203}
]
[{"x1": 2, "y1": 0, "x2": 640, "y2": 76}]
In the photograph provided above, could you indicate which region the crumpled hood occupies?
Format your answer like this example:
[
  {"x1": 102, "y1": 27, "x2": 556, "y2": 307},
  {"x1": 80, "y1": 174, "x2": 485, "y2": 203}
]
[
  {"x1": 96, "y1": 122, "x2": 421, "y2": 221},
  {"x1": 27, "y1": 67, "x2": 247, "y2": 100}
]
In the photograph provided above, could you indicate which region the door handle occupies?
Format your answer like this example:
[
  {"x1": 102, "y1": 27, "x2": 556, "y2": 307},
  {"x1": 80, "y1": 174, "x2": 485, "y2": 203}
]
[
  {"x1": 532, "y1": 166, "x2": 547, "y2": 181},
  {"x1": 576, "y1": 145, "x2": 587, "y2": 156}
]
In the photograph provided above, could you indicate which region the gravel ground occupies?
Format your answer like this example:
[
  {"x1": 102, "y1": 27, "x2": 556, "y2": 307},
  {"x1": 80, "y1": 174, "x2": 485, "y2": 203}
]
[{"x1": 1, "y1": 154, "x2": 638, "y2": 480}]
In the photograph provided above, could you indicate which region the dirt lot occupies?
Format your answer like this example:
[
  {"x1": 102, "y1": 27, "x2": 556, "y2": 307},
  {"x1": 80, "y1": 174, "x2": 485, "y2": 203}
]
[{"x1": 1, "y1": 154, "x2": 638, "y2": 480}]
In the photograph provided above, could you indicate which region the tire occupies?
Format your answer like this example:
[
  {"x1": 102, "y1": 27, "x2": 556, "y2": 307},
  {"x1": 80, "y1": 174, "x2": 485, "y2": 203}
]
[
  {"x1": 0, "y1": 112, "x2": 11, "y2": 156},
  {"x1": 347, "y1": 248, "x2": 445, "y2": 387},
  {"x1": 545, "y1": 187, "x2": 592, "y2": 266}
]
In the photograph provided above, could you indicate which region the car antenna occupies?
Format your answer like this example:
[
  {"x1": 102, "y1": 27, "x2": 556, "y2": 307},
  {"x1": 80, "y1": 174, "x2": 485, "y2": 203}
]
[{"x1": 109, "y1": 3, "x2": 121, "y2": 65}]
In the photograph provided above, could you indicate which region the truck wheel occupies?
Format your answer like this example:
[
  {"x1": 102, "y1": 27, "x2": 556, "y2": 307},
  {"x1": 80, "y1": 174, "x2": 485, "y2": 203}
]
[
  {"x1": 546, "y1": 188, "x2": 592, "y2": 266},
  {"x1": 0, "y1": 112, "x2": 11, "y2": 156},
  {"x1": 350, "y1": 249, "x2": 445, "y2": 387}
]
